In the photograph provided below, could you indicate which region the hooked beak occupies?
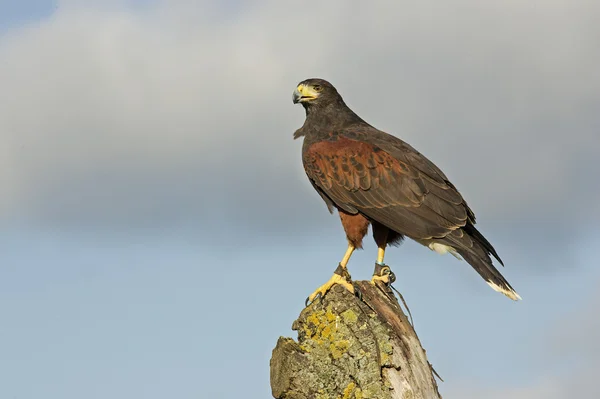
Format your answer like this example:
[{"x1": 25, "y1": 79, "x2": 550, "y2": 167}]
[
  {"x1": 292, "y1": 87, "x2": 302, "y2": 104},
  {"x1": 292, "y1": 84, "x2": 318, "y2": 104}
]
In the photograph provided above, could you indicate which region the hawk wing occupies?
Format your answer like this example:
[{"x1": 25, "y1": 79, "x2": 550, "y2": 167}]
[{"x1": 303, "y1": 133, "x2": 472, "y2": 241}]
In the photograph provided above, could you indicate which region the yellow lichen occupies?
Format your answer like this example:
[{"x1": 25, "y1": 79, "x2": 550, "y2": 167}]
[
  {"x1": 302, "y1": 306, "x2": 355, "y2": 360},
  {"x1": 306, "y1": 311, "x2": 324, "y2": 336},
  {"x1": 329, "y1": 340, "x2": 349, "y2": 359},
  {"x1": 299, "y1": 343, "x2": 311, "y2": 353},
  {"x1": 303, "y1": 306, "x2": 341, "y2": 344},
  {"x1": 316, "y1": 389, "x2": 330, "y2": 399},
  {"x1": 326, "y1": 308, "x2": 337, "y2": 322},
  {"x1": 378, "y1": 338, "x2": 393, "y2": 355},
  {"x1": 321, "y1": 324, "x2": 333, "y2": 340},
  {"x1": 337, "y1": 382, "x2": 363, "y2": 399},
  {"x1": 380, "y1": 352, "x2": 390, "y2": 365},
  {"x1": 341, "y1": 382, "x2": 356, "y2": 399},
  {"x1": 341, "y1": 309, "x2": 358, "y2": 324}
]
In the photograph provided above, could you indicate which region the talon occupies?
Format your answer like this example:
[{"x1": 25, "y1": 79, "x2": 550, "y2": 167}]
[
  {"x1": 371, "y1": 263, "x2": 395, "y2": 285},
  {"x1": 305, "y1": 292, "x2": 322, "y2": 307},
  {"x1": 388, "y1": 269, "x2": 397, "y2": 284},
  {"x1": 305, "y1": 269, "x2": 354, "y2": 307}
]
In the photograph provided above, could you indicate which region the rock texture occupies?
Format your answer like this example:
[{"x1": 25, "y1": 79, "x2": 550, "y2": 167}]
[{"x1": 270, "y1": 281, "x2": 441, "y2": 399}]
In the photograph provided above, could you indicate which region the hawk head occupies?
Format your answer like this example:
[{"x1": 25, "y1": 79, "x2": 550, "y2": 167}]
[{"x1": 292, "y1": 78, "x2": 340, "y2": 108}]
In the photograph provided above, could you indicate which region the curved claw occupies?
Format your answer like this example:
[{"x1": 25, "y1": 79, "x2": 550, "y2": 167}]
[
  {"x1": 305, "y1": 272, "x2": 355, "y2": 308},
  {"x1": 305, "y1": 292, "x2": 322, "y2": 307},
  {"x1": 372, "y1": 263, "x2": 396, "y2": 285},
  {"x1": 388, "y1": 269, "x2": 397, "y2": 284}
]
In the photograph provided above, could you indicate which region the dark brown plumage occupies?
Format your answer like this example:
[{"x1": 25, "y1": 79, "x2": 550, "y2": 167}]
[{"x1": 293, "y1": 78, "x2": 520, "y2": 300}]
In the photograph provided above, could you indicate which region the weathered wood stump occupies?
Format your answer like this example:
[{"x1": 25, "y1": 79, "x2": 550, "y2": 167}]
[{"x1": 270, "y1": 280, "x2": 441, "y2": 399}]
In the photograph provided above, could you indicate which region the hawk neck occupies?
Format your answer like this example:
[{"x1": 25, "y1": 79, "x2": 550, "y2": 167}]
[{"x1": 297, "y1": 101, "x2": 366, "y2": 142}]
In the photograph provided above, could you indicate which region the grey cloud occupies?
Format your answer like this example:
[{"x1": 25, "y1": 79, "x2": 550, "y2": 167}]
[{"x1": 1, "y1": 0, "x2": 599, "y2": 236}]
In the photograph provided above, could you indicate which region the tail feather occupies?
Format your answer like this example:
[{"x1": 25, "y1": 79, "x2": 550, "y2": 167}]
[
  {"x1": 454, "y1": 247, "x2": 521, "y2": 301},
  {"x1": 441, "y1": 225, "x2": 521, "y2": 301},
  {"x1": 463, "y1": 223, "x2": 504, "y2": 266}
]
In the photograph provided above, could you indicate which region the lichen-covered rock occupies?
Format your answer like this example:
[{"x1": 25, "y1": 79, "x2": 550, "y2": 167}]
[{"x1": 270, "y1": 282, "x2": 441, "y2": 399}]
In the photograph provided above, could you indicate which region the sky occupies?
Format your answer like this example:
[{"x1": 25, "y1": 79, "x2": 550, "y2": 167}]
[{"x1": 0, "y1": 1, "x2": 599, "y2": 398}]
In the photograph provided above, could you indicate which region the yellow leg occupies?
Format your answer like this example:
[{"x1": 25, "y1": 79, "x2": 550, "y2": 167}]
[
  {"x1": 306, "y1": 243, "x2": 356, "y2": 306},
  {"x1": 377, "y1": 247, "x2": 385, "y2": 265},
  {"x1": 340, "y1": 244, "x2": 355, "y2": 268}
]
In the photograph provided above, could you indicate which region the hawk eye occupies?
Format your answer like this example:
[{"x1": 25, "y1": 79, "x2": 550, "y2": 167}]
[{"x1": 313, "y1": 85, "x2": 322, "y2": 92}]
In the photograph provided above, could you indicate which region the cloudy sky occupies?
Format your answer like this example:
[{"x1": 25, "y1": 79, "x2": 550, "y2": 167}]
[{"x1": 1, "y1": 1, "x2": 599, "y2": 398}]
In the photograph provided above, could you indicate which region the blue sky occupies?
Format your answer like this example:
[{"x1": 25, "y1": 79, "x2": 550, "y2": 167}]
[
  {"x1": 1, "y1": 1, "x2": 599, "y2": 398},
  {"x1": 0, "y1": 1, "x2": 55, "y2": 31}
]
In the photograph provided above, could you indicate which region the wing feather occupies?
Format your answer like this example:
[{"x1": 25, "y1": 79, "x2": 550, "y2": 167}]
[{"x1": 303, "y1": 136, "x2": 471, "y2": 240}]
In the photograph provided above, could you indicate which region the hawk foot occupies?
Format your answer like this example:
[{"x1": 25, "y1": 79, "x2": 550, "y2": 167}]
[
  {"x1": 305, "y1": 264, "x2": 354, "y2": 307},
  {"x1": 371, "y1": 263, "x2": 396, "y2": 285}
]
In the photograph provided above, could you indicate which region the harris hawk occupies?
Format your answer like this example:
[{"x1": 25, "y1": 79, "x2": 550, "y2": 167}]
[{"x1": 292, "y1": 78, "x2": 520, "y2": 304}]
